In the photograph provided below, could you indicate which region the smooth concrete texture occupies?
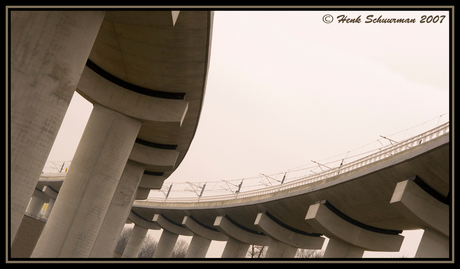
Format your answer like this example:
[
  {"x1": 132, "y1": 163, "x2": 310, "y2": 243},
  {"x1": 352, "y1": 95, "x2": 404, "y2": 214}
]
[
  {"x1": 185, "y1": 234, "x2": 212, "y2": 258},
  {"x1": 32, "y1": 104, "x2": 142, "y2": 258},
  {"x1": 221, "y1": 237, "x2": 250, "y2": 258},
  {"x1": 305, "y1": 202, "x2": 404, "y2": 252},
  {"x1": 390, "y1": 179, "x2": 449, "y2": 236},
  {"x1": 89, "y1": 160, "x2": 146, "y2": 258},
  {"x1": 214, "y1": 215, "x2": 270, "y2": 246},
  {"x1": 182, "y1": 216, "x2": 227, "y2": 241},
  {"x1": 153, "y1": 229, "x2": 179, "y2": 258},
  {"x1": 11, "y1": 215, "x2": 46, "y2": 258},
  {"x1": 254, "y1": 212, "x2": 324, "y2": 249},
  {"x1": 264, "y1": 239, "x2": 298, "y2": 258},
  {"x1": 415, "y1": 228, "x2": 449, "y2": 258},
  {"x1": 322, "y1": 238, "x2": 365, "y2": 258},
  {"x1": 122, "y1": 224, "x2": 148, "y2": 258},
  {"x1": 9, "y1": 10, "x2": 105, "y2": 242}
]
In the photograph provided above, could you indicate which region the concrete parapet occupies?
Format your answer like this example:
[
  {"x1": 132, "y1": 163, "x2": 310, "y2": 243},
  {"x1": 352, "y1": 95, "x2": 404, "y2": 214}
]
[{"x1": 305, "y1": 200, "x2": 404, "y2": 257}]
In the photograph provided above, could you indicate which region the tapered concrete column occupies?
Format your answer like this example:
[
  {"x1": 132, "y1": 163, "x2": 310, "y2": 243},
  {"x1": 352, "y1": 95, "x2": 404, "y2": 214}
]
[
  {"x1": 153, "y1": 229, "x2": 179, "y2": 258},
  {"x1": 213, "y1": 215, "x2": 269, "y2": 258},
  {"x1": 9, "y1": 10, "x2": 105, "y2": 242},
  {"x1": 415, "y1": 228, "x2": 449, "y2": 258},
  {"x1": 41, "y1": 186, "x2": 58, "y2": 220},
  {"x1": 32, "y1": 104, "x2": 142, "y2": 258},
  {"x1": 221, "y1": 237, "x2": 250, "y2": 258},
  {"x1": 305, "y1": 200, "x2": 404, "y2": 258},
  {"x1": 122, "y1": 224, "x2": 148, "y2": 258},
  {"x1": 182, "y1": 216, "x2": 227, "y2": 258},
  {"x1": 42, "y1": 199, "x2": 54, "y2": 220},
  {"x1": 151, "y1": 214, "x2": 192, "y2": 258},
  {"x1": 185, "y1": 234, "x2": 212, "y2": 258},
  {"x1": 390, "y1": 177, "x2": 450, "y2": 258},
  {"x1": 254, "y1": 212, "x2": 324, "y2": 257},
  {"x1": 25, "y1": 194, "x2": 46, "y2": 219},
  {"x1": 89, "y1": 160, "x2": 146, "y2": 258}
]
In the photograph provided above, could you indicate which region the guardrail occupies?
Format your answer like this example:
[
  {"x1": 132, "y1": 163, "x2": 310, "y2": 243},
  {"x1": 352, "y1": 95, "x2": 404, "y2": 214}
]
[{"x1": 145, "y1": 122, "x2": 449, "y2": 203}]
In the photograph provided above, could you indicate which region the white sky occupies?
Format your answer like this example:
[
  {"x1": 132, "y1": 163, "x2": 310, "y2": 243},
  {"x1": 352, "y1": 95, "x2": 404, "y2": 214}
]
[{"x1": 43, "y1": 10, "x2": 450, "y2": 258}]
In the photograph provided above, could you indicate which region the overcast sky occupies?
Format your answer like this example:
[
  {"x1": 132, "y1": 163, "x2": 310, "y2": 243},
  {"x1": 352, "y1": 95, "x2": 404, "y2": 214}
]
[{"x1": 43, "y1": 10, "x2": 450, "y2": 257}]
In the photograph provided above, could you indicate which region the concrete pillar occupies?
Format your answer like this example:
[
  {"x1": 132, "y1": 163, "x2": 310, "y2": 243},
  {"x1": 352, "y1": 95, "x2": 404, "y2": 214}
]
[
  {"x1": 185, "y1": 234, "x2": 211, "y2": 258},
  {"x1": 153, "y1": 229, "x2": 179, "y2": 258},
  {"x1": 151, "y1": 214, "x2": 192, "y2": 258},
  {"x1": 32, "y1": 104, "x2": 142, "y2": 258},
  {"x1": 415, "y1": 228, "x2": 449, "y2": 258},
  {"x1": 213, "y1": 215, "x2": 269, "y2": 258},
  {"x1": 182, "y1": 216, "x2": 226, "y2": 258},
  {"x1": 89, "y1": 160, "x2": 146, "y2": 258},
  {"x1": 305, "y1": 200, "x2": 404, "y2": 258},
  {"x1": 42, "y1": 199, "x2": 55, "y2": 220},
  {"x1": 122, "y1": 224, "x2": 148, "y2": 258},
  {"x1": 221, "y1": 237, "x2": 250, "y2": 258},
  {"x1": 254, "y1": 212, "x2": 324, "y2": 258},
  {"x1": 25, "y1": 195, "x2": 46, "y2": 219},
  {"x1": 390, "y1": 177, "x2": 450, "y2": 258},
  {"x1": 9, "y1": 10, "x2": 105, "y2": 242}
]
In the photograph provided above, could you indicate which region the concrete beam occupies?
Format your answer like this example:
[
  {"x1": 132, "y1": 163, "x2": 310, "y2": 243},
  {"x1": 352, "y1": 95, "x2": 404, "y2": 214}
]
[
  {"x1": 305, "y1": 201, "x2": 404, "y2": 252},
  {"x1": 254, "y1": 212, "x2": 324, "y2": 249},
  {"x1": 153, "y1": 214, "x2": 193, "y2": 236},
  {"x1": 182, "y1": 215, "x2": 227, "y2": 241},
  {"x1": 42, "y1": 186, "x2": 58, "y2": 200},
  {"x1": 135, "y1": 187, "x2": 151, "y2": 200},
  {"x1": 214, "y1": 215, "x2": 269, "y2": 245},
  {"x1": 77, "y1": 66, "x2": 189, "y2": 127},
  {"x1": 214, "y1": 215, "x2": 269, "y2": 258},
  {"x1": 390, "y1": 177, "x2": 449, "y2": 236},
  {"x1": 138, "y1": 174, "x2": 167, "y2": 189},
  {"x1": 128, "y1": 211, "x2": 161, "y2": 231},
  {"x1": 390, "y1": 176, "x2": 450, "y2": 258},
  {"x1": 129, "y1": 142, "x2": 179, "y2": 172}
]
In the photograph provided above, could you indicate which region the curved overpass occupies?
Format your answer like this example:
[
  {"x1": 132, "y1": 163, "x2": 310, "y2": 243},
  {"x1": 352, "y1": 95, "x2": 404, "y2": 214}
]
[
  {"x1": 11, "y1": 10, "x2": 214, "y2": 258},
  {"x1": 129, "y1": 123, "x2": 450, "y2": 258}
]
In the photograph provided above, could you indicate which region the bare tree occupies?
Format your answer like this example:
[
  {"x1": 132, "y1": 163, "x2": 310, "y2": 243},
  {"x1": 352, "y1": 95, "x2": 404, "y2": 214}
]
[
  {"x1": 247, "y1": 245, "x2": 266, "y2": 258},
  {"x1": 137, "y1": 234, "x2": 157, "y2": 258},
  {"x1": 170, "y1": 239, "x2": 189, "y2": 258},
  {"x1": 114, "y1": 226, "x2": 132, "y2": 257},
  {"x1": 295, "y1": 249, "x2": 324, "y2": 258}
]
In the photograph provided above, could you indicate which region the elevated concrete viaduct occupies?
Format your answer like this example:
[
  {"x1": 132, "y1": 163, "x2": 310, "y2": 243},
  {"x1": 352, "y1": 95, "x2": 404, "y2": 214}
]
[
  {"x1": 128, "y1": 126, "x2": 450, "y2": 258},
  {"x1": 27, "y1": 124, "x2": 450, "y2": 259},
  {"x1": 9, "y1": 10, "x2": 213, "y2": 258}
]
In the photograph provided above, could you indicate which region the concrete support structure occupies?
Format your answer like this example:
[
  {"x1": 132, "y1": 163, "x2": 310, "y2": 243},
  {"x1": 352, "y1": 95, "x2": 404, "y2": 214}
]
[
  {"x1": 254, "y1": 212, "x2": 324, "y2": 258},
  {"x1": 122, "y1": 224, "x2": 148, "y2": 258},
  {"x1": 152, "y1": 213, "x2": 193, "y2": 258},
  {"x1": 154, "y1": 229, "x2": 180, "y2": 258},
  {"x1": 9, "y1": 10, "x2": 105, "y2": 242},
  {"x1": 182, "y1": 216, "x2": 227, "y2": 258},
  {"x1": 305, "y1": 200, "x2": 404, "y2": 258},
  {"x1": 214, "y1": 215, "x2": 270, "y2": 258},
  {"x1": 89, "y1": 160, "x2": 146, "y2": 258},
  {"x1": 25, "y1": 190, "x2": 47, "y2": 219},
  {"x1": 32, "y1": 104, "x2": 142, "y2": 258},
  {"x1": 41, "y1": 186, "x2": 58, "y2": 220},
  {"x1": 390, "y1": 177, "x2": 450, "y2": 258}
]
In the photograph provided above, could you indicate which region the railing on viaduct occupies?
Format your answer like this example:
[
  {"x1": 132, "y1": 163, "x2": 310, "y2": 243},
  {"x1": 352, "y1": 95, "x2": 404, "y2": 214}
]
[{"x1": 145, "y1": 122, "x2": 449, "y2": 203}]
